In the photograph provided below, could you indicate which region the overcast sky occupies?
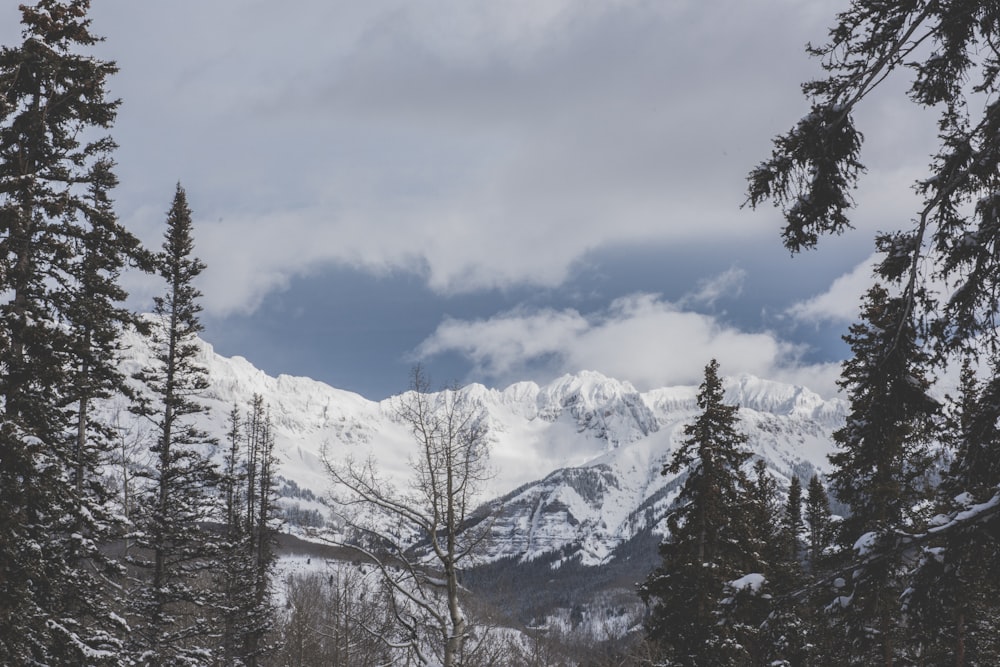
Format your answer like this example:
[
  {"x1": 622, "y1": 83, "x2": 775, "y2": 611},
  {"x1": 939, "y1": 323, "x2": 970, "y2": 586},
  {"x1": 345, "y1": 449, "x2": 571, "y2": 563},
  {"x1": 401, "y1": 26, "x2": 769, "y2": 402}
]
[{"x1": 4, "y1": 1, "x2": 941, "y2": 399}]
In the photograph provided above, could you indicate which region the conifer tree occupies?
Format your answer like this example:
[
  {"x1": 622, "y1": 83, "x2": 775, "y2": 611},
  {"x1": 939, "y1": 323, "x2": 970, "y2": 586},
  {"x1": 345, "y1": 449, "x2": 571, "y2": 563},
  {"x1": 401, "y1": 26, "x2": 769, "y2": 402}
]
[
  {"x1": 218, "y1": 395, "x2": 280, "y2": 666},
  {"x1": 743, "y1": 461, "x2": 798, "y2": 578},
  {"x1": 726, "y1": 461, "x2": 811, "y2": 667},
  {"x1": 906, "y1": 360, "x2": 1000, "y2": 665},
  {"x1": 219, "y1": 405, "x2": 248, "y2": 665},
  {"x1": 243, "y1": 396, "x2": 280, "y2": 664},
  {"x1": 745, "y1": 6, "x2": 1000, "y2": 656},
  {"x1": 129, "y1": 185, "x2": 221, "y2": 665},
  {"x1": 825, "y1": 284, "x2": 938, "y2": 666},
  {"x1": 830, "y1": 285, "x2": 937, "y2": 539},
  {"x1": 783, "y1": 473, "x2": 844, "y2": 667},
  {"x1": 0, "y1": 2, "x2": 140, "y2": 662},
  {"x1": 783, "y1": 474, "x2": 804, "y2": 560},
  {"x1": 804, "y1": 474, "x2": 833, "y2": 572},
  {"x1": 55, "y1": 156, "x2": 146, "y2": 665},
  {"x1": 745, "y1": 3, "x2": 1000, "y2": 360},
  {"x1": 726, "y1": 460, "x2": 783, "y2": 665},
  {"x1": 639, "y1": 359, "x2": 752, "y2": 666}
]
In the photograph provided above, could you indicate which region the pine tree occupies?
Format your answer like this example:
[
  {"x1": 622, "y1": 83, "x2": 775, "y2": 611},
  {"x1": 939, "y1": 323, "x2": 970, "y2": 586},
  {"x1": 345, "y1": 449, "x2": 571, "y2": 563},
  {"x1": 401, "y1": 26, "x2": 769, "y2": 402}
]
[
  {"x1": 129, "y1": 184, "x2": 221, "y2": 665},
  {"x1": 791, "y1": 474, "x2": 837, "y2": 665},
  {"x1": 745, "y1": 6, "x2": 1000, "y2": 655},
  {"x1": 55, "y1": 156, "x2": 147, "y2": 664},
  {"x1": 218, "y1": 396, "x2": 280, "y2": 666},
  {"x1": 941, "y1": 359, "x2": 1000, "y2": 502},
  {"x1": 804, "y1": 474, "x2": 833, "y2": 573},
  {"x1": 724, "y1": 461, "x2": 813, "y2": 667},
  {"x1": 783, "y1": 474, "x2": 805, "y2": 561},
  {"x1": 0, "y1": 2, "x2": 140, "y2": 662},
  {"x1": 825, "y1": 284, "x2": 938, "y2": 666},
  {"x1": 639, "y1": 359, "x2": 752, "y2": 666},
  {"x1": 242, "y1": 396, "x2": 279, "y2": 665},
  {"x1": 726, "y1": 460, "x2": 784, "y2": 665},
  {"x1": 745, "y1": 3, "x2": 1000, "y2": 356},
  {"x1": 830, "y1": 285, "x2": 937, "y2": 539},
  {"x1": 219, "y1": 404, "x2": 248, "y2": 665},
  {"x1": 906, "y1": 360, "x2": 1000, "y2": 665}
]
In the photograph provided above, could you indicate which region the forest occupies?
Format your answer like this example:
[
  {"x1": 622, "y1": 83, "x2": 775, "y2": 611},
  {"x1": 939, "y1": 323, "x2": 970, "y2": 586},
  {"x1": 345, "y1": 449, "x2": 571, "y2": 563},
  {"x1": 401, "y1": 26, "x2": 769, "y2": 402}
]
[{"x1": 2, "y1": 1, "x2": 1000, "y2": 665}]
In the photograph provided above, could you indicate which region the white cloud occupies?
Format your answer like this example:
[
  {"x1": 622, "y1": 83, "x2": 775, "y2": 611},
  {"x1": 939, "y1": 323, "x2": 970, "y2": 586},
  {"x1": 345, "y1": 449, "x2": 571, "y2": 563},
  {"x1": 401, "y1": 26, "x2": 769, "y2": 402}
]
[
  {"x1": 2, "y1": 0, "x2": 936, "y2": 329},
  {"x1": 785, "y1": 255, "x2": 876, "y2": 324},
  {"x1": 415, "y1": 307, "x2": 590, "y2": 378},
  {"x1": 56, "y1": 0, "x2": 859, "y2": 317},
  {"x1": 682, "y1": 266, "x2": 747, "y2": 307},
  {"x1": 415, "y1": 293, "x2": 840, "y2": 395}
]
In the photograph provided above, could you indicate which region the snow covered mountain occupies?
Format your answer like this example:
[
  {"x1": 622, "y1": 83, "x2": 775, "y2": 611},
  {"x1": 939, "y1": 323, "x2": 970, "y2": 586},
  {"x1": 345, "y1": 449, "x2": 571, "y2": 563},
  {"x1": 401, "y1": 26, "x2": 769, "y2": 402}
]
[
  {"x1": 478, "y1": 373, "x2": 845, "y2": 567},
  {"x1": 110, "y1": 329, "x2": 847, "y2": 570}
]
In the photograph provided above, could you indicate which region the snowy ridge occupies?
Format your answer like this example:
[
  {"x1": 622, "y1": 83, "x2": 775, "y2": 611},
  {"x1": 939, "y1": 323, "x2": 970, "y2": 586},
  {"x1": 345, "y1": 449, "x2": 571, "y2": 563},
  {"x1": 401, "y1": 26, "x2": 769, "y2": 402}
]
[
  {"x1": 484, "y1": 375, "x2": 845, "y2": 566},
  {"x1": 109, "y1": 329, "x2": 846, "y2": 569}
]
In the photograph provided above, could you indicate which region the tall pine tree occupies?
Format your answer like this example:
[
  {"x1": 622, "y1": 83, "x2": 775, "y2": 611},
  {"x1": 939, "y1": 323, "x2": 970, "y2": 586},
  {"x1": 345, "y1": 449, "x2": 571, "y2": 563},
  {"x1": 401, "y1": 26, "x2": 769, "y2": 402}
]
[
  {"x1": 0, "y1": 2, "x2": 141, "y2": 662},
  {"x1": 825, "y1": 283, "x2": 938, "y2": 666},
  {"x1": 219, "y1": 395, "x2": 280, "y2": 666},
  {"x1": 129, "y1": 184, "x2": 221, "y2": 665},
  {"x1": 639, "y1": 359, "x2": 752, "y2": 666},
  {"x1": 746, "y1": 6, "x2": 1000, "y2": 657}
]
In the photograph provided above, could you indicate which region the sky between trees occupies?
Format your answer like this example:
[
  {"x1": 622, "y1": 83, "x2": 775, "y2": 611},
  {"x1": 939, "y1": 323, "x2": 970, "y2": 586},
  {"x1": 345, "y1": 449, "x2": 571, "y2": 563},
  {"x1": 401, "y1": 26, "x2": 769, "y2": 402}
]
[{"x1": 0, "y1": 0, "x2": 936, "y2": 399}]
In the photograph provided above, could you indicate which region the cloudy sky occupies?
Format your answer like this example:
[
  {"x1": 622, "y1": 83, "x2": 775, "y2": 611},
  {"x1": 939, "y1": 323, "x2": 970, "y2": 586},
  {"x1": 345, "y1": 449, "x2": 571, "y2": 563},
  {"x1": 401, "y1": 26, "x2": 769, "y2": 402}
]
[{"x1": 4, "y1": 1, "x2": 940, "y2": 399}]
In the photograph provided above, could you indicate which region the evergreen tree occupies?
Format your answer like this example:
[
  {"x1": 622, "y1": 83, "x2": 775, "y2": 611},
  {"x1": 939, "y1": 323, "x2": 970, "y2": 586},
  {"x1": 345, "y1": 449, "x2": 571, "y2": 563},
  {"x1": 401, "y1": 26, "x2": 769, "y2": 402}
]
[
  {"x1": 941, "y1": 359, "x2": 1000, "y2": 502},
  {"x1": 746, "y1": 5, "x2": 1000, "y2": 655},
  {"x1": 129, "y1": 185, "x2": 221, "y2": 665},
  {"x1": 906, "y1": 360, "x2": 1000, "y2": 665},
  {"x1": 55, "y1": 156, "x2": 146, "y2": 665},
  {"x1": 741, "y1": 460, "x2": 793, "y2": 594},
  {"x1": 0, "y1": 2, "x2": 140, "y2": 662},
  {"x1": 825, "y1": 284, "x2": 938, "y2": 666},
  {"x1": 790, "y1": 474, "x2": 836, "y2": 665},
  {"x1": 783, "y1": 474, "x2": 804, "y2": 561},
  {"x1": 804, "y1": 474, "x2": 833, "y2": 573},
  {"x1": 243, "y1": 396, "x2": 279, "y2": 665},
  {"x1": 829, "y1": 285, "x2": 937, "y2": 540},
  {"x1": 727, "y1": 461, "x2": 811, "y2": 667},
  {"x1": 745, "y1": 7, "x2": 1000, "y2": 656},
  {"x1": 745, "y1": 2, "x2": 1000, "y2": 358},
  {"x1": 219, "y1": 405, "x2": 248, "y2": 665},
  {"x1": 218, "y1": 395, "x2": 280, "y2": 666},
  {"x1": 639, "y1": 359, "x2": 752, "y2": 666},
  {"x1": 727, "y1": 460, "x2": 784, "y2": 665}
]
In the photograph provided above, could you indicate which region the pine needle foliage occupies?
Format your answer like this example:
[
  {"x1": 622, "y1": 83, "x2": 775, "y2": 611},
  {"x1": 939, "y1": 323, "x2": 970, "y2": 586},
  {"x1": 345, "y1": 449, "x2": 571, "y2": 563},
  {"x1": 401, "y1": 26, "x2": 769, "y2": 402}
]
[
  {"x1": 0, "y1": 2, "x2": 142, "y2": 663},
  {"x1": 128, "y1": 185, "x2": 221, "y2": 666},
  {"x1": 639, "y1": 359, "x2": 752, "y2": 666}
]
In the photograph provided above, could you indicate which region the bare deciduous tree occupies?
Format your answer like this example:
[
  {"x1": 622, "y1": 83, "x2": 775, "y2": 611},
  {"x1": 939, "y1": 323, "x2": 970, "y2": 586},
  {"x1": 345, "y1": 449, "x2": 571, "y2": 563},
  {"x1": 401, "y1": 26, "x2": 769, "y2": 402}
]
[
  {"x1": 107, "y1": 399, "x2": 153, "y2": 556},
  {"x1": 275, "y1": 567, "x2": 394, "y2": 667},
  {"x1": 323, "y1": 365, "x2": 497, "y2": 666}
]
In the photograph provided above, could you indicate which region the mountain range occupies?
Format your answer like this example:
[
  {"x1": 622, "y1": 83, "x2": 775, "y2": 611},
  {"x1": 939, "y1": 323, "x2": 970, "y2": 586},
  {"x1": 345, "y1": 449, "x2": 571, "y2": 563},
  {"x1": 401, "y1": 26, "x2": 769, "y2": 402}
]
[{"x1": 107, "y1": 328, "x2": 848, "y2": 633}]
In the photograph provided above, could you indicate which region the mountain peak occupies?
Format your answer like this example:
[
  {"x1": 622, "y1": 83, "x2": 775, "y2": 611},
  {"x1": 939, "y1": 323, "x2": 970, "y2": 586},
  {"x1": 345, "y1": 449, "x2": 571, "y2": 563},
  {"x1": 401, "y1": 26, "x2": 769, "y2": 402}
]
[{"x1": 112, "y1": 327, "x2": 844, "y2": 512}]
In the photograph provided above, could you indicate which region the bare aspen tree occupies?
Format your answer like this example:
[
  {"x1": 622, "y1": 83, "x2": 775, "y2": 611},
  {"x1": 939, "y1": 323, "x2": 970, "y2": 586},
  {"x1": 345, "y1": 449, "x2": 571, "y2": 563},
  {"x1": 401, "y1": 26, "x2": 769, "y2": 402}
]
[
  {"x1": 276, "y1": 567, "x2": 394, "y2": 667},
  {"x1": 323, "y1": 365, "x2": 497, "y2": 667},
  {"x1": 108, "y1": 399, "x2": 152, "y2": 556}
]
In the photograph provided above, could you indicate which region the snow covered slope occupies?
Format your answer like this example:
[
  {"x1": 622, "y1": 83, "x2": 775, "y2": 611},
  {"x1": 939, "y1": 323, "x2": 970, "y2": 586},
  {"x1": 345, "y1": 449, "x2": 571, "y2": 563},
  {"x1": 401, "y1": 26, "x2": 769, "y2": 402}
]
[
  {"x1": 111, "y1": 329, "x2": 846, "y2": 568},
  {"x1": 484, "y1": 374, "x2": 845, "y2": 566}
]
